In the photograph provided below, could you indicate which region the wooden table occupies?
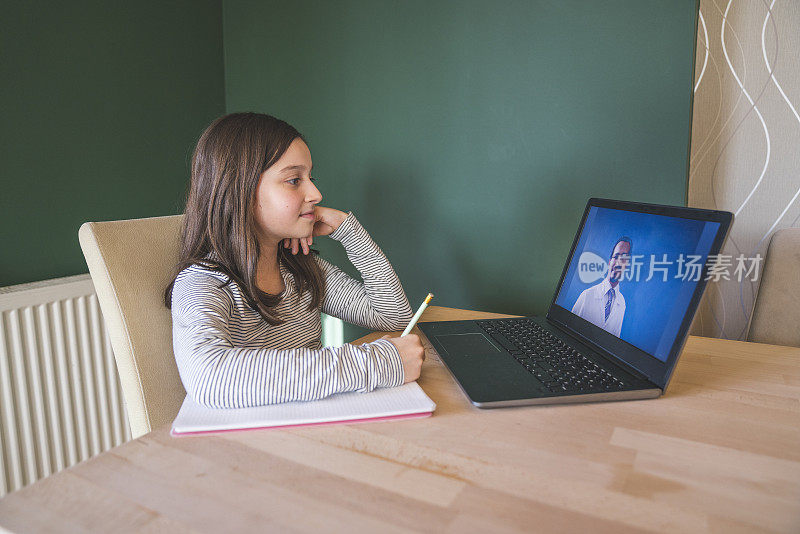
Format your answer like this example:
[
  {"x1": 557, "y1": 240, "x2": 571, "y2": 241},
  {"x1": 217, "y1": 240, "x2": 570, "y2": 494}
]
[{"x1": 1, "y1": 305, "x2": 798, "y2": 533}]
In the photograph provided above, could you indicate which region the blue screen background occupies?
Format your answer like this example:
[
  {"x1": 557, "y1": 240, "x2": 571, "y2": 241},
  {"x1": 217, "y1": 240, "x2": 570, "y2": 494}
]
[{"x1": 555, "y1": 207, "x2": 720, "y2": 362}]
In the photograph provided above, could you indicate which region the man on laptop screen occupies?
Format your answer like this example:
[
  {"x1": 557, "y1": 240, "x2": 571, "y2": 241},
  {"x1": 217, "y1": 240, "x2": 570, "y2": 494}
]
[{"x1": 570, "y1": 236, "x2": 632, "y2": 337}]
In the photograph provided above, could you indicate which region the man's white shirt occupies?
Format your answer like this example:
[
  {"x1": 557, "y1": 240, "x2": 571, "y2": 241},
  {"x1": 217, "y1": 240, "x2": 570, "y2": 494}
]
[{"x1": 570, "y1": 278, "x2": 626, "y2": 338}]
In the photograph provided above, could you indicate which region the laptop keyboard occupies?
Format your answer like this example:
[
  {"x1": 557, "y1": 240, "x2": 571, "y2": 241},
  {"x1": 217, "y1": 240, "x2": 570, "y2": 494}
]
[{"x1": 476, "y1": 318, "x2": 627, "y2": 394}]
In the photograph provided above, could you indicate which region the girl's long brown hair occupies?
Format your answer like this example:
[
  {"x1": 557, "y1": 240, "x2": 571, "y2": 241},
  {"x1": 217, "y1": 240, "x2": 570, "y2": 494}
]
[{"x1": 164, "y1": 112, "x2": 326, "y2": 326}]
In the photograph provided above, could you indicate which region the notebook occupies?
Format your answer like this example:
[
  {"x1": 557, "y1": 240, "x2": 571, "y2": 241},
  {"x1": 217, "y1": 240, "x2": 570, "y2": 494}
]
[{"x1": 170, "y1": 382, "x2": 436, "y2": 437}]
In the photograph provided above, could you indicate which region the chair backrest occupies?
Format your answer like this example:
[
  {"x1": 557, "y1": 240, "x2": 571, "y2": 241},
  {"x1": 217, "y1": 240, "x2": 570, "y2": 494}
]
[
  {"x1": 78, "y1": 214, "x2": 186, "y2": 438},
  {"x1": 747, "y1": 228, "x2": 800, "y2": 347}
]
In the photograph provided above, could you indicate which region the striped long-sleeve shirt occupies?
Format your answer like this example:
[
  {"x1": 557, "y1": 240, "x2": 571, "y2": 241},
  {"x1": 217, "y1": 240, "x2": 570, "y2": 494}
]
[{"x1": 171, "y1": 211, "x2": 414, "y2": 409}]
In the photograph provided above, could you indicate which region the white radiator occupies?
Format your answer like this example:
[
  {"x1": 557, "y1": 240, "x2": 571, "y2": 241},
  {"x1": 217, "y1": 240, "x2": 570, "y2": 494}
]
[{"x1": 0, "y1": 274, "x2": 131, "y2": 497}]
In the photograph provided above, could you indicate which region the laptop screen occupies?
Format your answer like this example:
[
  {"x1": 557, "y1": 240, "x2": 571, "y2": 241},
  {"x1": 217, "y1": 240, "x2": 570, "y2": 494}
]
[{"x1": 552, "y1": 203, "x2": 724, "y2": 369}]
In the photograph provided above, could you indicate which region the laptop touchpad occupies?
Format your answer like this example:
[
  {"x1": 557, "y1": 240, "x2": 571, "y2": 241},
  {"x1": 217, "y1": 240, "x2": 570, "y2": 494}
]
[{"x1": 435, "y1": 333, "x2": 501, "y2": 356}]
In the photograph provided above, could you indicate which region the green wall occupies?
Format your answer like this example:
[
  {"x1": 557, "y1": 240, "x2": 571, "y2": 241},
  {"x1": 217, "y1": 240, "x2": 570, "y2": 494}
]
[
  {"x1": 1, "y1": 1, "x2": 699, "y2": 345},
  {"x1": 223, "y1": 0, "x2": 699, "y2": 342},
  {"x1": 0, "y1": 1, "x2": 225, "y2": 286}
]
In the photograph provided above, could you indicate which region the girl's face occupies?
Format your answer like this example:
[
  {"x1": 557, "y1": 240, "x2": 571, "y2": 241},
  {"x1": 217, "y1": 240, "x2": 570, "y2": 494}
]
[{"x1": 253, "y1": 137, "x2": 322, "y2": 247}]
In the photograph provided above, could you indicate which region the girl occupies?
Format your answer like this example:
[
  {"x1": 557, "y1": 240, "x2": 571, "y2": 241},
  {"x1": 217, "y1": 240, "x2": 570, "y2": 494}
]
[{"x1": 164, "y1": 112, "x2": 425, "y2": 409}]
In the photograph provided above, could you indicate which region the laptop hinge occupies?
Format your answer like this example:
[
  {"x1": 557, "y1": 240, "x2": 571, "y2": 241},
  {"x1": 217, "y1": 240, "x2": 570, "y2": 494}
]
[{"x1": 545, "y1": 318, "x2": 655, "y2": 385}]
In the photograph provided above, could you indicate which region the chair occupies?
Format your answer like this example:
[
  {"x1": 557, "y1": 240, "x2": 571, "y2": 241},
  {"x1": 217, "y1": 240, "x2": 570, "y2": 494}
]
[
  {"x1": 747, "y1": 228, "x2": 800, "y2": 347},
  {"x1": 78, "y1": 214, "x2": 186, "y2": 439}
]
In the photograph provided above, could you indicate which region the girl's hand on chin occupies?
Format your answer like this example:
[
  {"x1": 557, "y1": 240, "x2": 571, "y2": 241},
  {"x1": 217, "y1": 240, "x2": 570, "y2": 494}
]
[{"x1": 283, "y1": 206, "x2": 348, "y2": 255}]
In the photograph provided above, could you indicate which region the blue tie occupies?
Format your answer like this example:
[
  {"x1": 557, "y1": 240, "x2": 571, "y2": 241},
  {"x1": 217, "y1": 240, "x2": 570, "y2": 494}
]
[{"x1": 605, "y1": 288, "x2": 614, "y2": 321}]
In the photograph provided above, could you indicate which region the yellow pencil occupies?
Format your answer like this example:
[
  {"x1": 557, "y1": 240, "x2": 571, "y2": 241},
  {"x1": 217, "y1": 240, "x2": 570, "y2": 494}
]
[{"x1": 401, "y1": 293, "x2": 434, "y2": 337}]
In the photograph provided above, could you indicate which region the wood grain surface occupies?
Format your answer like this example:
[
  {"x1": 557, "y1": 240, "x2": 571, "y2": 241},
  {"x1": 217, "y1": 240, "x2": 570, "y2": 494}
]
[{"x1": 1, "y1": 305, "x2": 798, "y2": 533}]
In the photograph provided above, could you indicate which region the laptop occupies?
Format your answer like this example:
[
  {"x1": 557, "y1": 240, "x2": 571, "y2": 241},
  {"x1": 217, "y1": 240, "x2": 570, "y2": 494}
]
[{"x1": 417, "y1": 198, "x2": 733, "y2": 407}]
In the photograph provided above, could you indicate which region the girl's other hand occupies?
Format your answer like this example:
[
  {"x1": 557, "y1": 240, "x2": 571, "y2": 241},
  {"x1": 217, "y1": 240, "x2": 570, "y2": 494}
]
[{"x1": 283, "y1": 206, "x2": 348, "y2": 255}]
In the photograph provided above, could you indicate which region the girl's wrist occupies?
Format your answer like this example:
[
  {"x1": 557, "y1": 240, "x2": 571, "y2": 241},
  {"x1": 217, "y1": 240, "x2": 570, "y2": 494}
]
[{"x1": 330, "y1": 209, "x2": 349, "y2": 231}]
